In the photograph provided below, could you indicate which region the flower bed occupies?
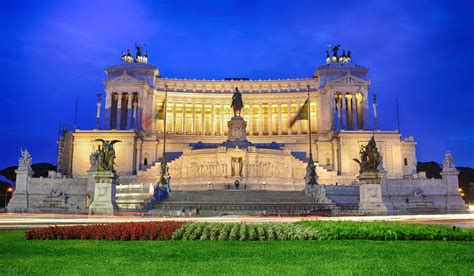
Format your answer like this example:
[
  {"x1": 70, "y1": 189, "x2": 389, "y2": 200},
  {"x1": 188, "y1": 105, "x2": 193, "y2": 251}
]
[
  {"x1": 25, "y1": 221, "x2": 187, "y2": 240},
  {"x1": 24, "y1": 221, "x2": 474, "y2": 241},
  {"x1": 172, "y1": 223, "x2": 317, "y2": 241}
]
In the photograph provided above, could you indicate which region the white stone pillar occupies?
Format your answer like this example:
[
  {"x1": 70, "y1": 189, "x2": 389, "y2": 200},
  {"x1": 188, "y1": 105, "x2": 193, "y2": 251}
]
[
  {"x1": 221, "y1": 103, "x2": 225, "y2": 135},
  {"x1": 104, "y1": 92, "x2": 112, "y2": 129},
  {"x1": 352, "y1": 93, "x2": 358, "y2": 130},
  {"x1": 269, "y1": 103, "x2": 273, "y2": 135},
  {"x1": 211, "y1": 103, "x2": 215, "y2": 135},
  {"x1": 201, "y1": 103, "x2": 205, "y2": 136},
  {"x1": 278, "y1": 103, "x2": 282, "y2": 135},
  {"x1": 182, "y1": 102, "x2": 186, "y2": 134},
  {"x1": 341, "y1": 94, "x2": 347, "y2": 129},
  {"x1": 287, "y1": 103, "x2": 292, "y2": 134},
  {"x1": 297, "y1": 102, "x2": 302, "y2": 134},
  {"x1": 249, "y1": 104, "x2": 253, "y2": 135},
  {"x1": 116, "y1": 93, "x2": 122, "y2": 130},
  {"x1": 192, "y1": 102, "x2": 195, "y2": 134},
  {"x1": 172, "y1": 102, "x2": 177, "y2": 134},
  {"x1": 346, "y1": 94, "x2": 353, "y2": 130},
  {"x1": 127, "y1": 94, "x2": 133, "y2": 129}
]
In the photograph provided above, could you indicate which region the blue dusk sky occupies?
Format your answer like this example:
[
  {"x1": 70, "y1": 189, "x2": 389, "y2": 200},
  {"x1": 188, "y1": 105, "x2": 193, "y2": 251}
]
[{"x1": 0, "y1": 0, "x2": 473, "y2": 168}]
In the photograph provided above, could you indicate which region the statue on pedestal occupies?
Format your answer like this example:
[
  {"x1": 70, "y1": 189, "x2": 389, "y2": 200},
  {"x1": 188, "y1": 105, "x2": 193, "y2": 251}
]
[
  {"x1": 91, "y1": 139, "x2": 121, "y2": 172},
  {"x1": 353, "y1": 135, "x2": 382, "y2": 174},
  {"x1": 231, "y1": 87, "x2": 244, "y2": 117},
  {"x1": 18, "y1": 149, "x2": 32, "y2": 169}
]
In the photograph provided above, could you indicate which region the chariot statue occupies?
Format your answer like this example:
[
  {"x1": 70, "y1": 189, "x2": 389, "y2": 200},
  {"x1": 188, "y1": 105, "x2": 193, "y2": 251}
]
[
  {"x1": 353, "y1": 135, "x2": 382, "y2": 174},
  {"x1": 90, "y1": 139, "x2": 121, "y2": 172},
  {"x1": 231, "y1": 87, "x2": 244, "y2": 117}
]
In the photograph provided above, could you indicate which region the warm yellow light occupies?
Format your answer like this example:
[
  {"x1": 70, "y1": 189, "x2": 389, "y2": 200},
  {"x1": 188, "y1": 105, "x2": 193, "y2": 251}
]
[
  {"x1": 458, "y1": 188, "x2": 463, "y2": 192},
  {"x1": 7, "y1": 187, "x2": 13, "y2": 193},
  {"x1": 461, "y1": 193, "x2": 465, "y2": 196}
]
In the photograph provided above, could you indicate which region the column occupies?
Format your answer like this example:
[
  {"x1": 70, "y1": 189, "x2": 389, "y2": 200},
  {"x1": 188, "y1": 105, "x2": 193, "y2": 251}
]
[
  {"x1": 104, "y1": 92, "x2": 112, "y2": 129},
  {"x1": 116, "y1": 93, "x2": 122, "y2": 130},
  {"x1": 259, "y1": 103, "x2": 263, "y2": 136},
  {"x1": 269, "y1": 103, "x2": 273, "y2": 136},
  {"x1": 287, "y1": 103, "x2": 292, "y2": 134},
  {"x1": 192, "y1": 102, "x2": 195, "y2": 134},
  {"x1": 278, "y1": 103, "x2": 282, "y2": 135},
  {"x1": 356, "y1": 93, "x2": 364, "y2": 129},
  {"x1": 221, "y1": 103, "x2": 225, "y2": 135},
  {"x1": 346, "y1": 94, "x2": 353, "y2": 130},
  {"x1": 182, "y1": 102, "x2": 186, "y2": 134},
  {"x1": 132, "y1": 100, "x2": 137, "y2": 130},
  {"x1": 211, "y1": 103, "x2": 215, "y2": 135},
  {"x1": 127, "y1": 93, "x2": 133, "y2": 129},
  {"x1": 352, "y1": 93, "x2": 358, "y2": 130},
  {"x1": 249, "y1": 104, "x2": 253, "y2": 135},
  {"x1": 341, "y1": 95, "x2": 346, "y2": 129},
  {"x1": 337, "y1": 94, "x2": 342, "y2": 130},
  {"x1": 297, "y1": 102, "x2": 302, "y2": 134},
  {"x1": 172, "y1": 102, "x2": 177, "y2": 134},
  {"x1": 96, "y1": 93, "x2": 102, "y2": 129},
  {"x1": 201, "y1": 103, "x2": 205, "y2": 136}
]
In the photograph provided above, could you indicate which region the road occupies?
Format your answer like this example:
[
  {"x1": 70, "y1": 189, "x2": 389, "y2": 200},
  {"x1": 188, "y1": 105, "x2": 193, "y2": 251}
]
[{"x1": 0, "y1": 213, "x2": 473, "y2": 230}]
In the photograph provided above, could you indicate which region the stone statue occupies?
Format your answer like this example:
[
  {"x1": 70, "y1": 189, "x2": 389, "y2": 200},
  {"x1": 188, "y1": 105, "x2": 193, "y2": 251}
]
[
  {"x1": 353, "y1": 135, "x2": 382, "y2": 174},
  {"x1": 92, "y1": 139, "x2": 121, "y2": 172},
  {"x1": 231, "y1": 87, "x2": 244, "y2": 117},
  {"x1": 18, "y1": 149, "x2": 32, "y2": 169},
  {"x1": 442, "y1": 151, "x2": 455, "y2": 169}
]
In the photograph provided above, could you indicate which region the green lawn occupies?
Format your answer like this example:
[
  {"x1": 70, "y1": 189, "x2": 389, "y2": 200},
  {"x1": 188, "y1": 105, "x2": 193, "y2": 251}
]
[{"x1": 1, "y1": 230, "x2": 473, "y2": 275}]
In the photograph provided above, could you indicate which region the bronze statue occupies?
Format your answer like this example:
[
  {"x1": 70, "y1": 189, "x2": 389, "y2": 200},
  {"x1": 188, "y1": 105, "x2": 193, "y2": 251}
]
[
  {"x1": 231, "y1": 87, "x2": 244, "y2": 117},
  {"x1": 331, "y1": 44, "x2": 340, "y2": 61},
  {"x1": 135, "y1": 44, "x2": 144, "y2": 58},
  {"x1": 353, "y1": 135, "x2": 382, "y2": 174},
  {"x1": 91, "y1": 139, "x2": 121, "y2": 172}
]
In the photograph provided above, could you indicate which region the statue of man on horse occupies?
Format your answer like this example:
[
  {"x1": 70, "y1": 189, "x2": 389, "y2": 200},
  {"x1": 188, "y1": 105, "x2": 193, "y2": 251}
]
[{"x1": 231, "y1": 87, "x2": 244, "y2": 117}]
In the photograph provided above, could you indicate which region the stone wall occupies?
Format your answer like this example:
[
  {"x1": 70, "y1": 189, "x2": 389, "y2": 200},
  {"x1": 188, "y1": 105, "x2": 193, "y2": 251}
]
[{"x1": 8, "y1": 171, "x2": 89, "y2": 213}]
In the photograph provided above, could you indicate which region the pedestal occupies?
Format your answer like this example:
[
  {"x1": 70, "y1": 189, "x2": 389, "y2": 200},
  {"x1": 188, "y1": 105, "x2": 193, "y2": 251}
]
[
  {"x1": 226, "y1": 116, "x2": 249, "y2": 148},
  {"x1": 7, "y1": 167, "x2": 34, "y2": 213},
  {"x1": 89, "y1": 171, "x2": 118, "y2": 215},
  {"x1": 358, "y1": 172, "x2": 387, "y2": 214}
]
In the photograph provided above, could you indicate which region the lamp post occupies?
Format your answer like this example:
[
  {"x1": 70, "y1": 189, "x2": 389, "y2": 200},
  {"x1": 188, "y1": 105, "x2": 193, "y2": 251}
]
[{"x1": 4, "y1": 187, "x2": 12, "y2": 208}]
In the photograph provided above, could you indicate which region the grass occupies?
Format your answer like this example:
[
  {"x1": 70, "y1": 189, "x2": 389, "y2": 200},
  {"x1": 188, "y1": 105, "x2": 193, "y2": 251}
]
[{"x1": 1, "y1": 230, "x2": 473, "y2": 275}]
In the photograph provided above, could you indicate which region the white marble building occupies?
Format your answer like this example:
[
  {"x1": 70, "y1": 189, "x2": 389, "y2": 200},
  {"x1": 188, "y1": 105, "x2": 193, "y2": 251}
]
[
  {"x1": 57, "y1": 60, "x2": 417, "y2": 190},
  {"x1": 8, "y1": 50, "x2": 467, "y2": 214}
]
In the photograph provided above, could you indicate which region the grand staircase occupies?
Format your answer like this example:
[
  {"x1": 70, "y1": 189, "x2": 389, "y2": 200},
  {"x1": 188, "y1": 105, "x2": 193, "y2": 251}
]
[{"x1": 151, "y1": 190, "x2": 334, "y2": 216}]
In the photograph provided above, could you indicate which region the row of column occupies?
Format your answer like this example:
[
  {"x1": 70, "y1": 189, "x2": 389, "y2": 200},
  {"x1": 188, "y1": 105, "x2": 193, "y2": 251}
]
[
  {"x1": 108, "y1": 92, "x2": 139, "y2": 130},
  {"x1": 334, "y1": 92, "x2": 364, "y2": 130},
  {"x1": 158, "y1": 101, "x2": 318, "y2": 136}
]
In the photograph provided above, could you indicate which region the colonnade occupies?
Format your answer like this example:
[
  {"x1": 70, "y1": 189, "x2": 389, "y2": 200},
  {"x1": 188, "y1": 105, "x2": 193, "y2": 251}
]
[
  {"x1": 108, "y1": 92, "x2": 139, "y2": 130},
  {"x1": 156, "y1": 100, "x2": 318, "y2": 136},
  {"x1": 334, "y1": 92, "x2": 364, "y2": 130}
]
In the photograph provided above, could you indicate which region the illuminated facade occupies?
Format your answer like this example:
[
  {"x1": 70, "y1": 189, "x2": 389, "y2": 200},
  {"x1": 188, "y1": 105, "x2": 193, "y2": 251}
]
[{"x1": 58, "y1": 60, "x2": 418, "y2": 189}]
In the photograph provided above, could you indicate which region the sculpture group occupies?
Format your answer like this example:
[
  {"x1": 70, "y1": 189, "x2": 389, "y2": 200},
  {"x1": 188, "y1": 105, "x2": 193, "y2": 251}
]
[
  {"x1": 90, "y1": 139, "x2": 121, "y2": 172},
  {"x1": 353, "y1": 135, "x2": 382, "y2": 174},
  {"x1": 326, "y1": 44, "x2": 352, "y2": 64},
  {"x1": 121, "y1": 44, "x2": 148, "y2": 64}
]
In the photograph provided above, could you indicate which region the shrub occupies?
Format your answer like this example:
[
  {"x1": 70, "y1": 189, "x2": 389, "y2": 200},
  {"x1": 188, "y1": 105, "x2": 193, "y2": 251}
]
[
  {"x1": 170, "y1": 223, "x2": 316, "y2": 241},
  {"x1": 25, "y1": 221, "x2": 187, "y2": 241},
  {"x1": 297, "y1": 221, "x2": 474, "y2": 241}
]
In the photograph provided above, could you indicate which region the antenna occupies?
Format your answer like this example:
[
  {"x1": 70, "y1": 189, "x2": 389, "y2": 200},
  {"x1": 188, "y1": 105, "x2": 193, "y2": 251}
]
[
  {"x1": 396, "y1": 98, "x2": 400, "y2": 133},
  {"x1": 73, "y1": 98, "x2": 79, "y2": 130}
]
